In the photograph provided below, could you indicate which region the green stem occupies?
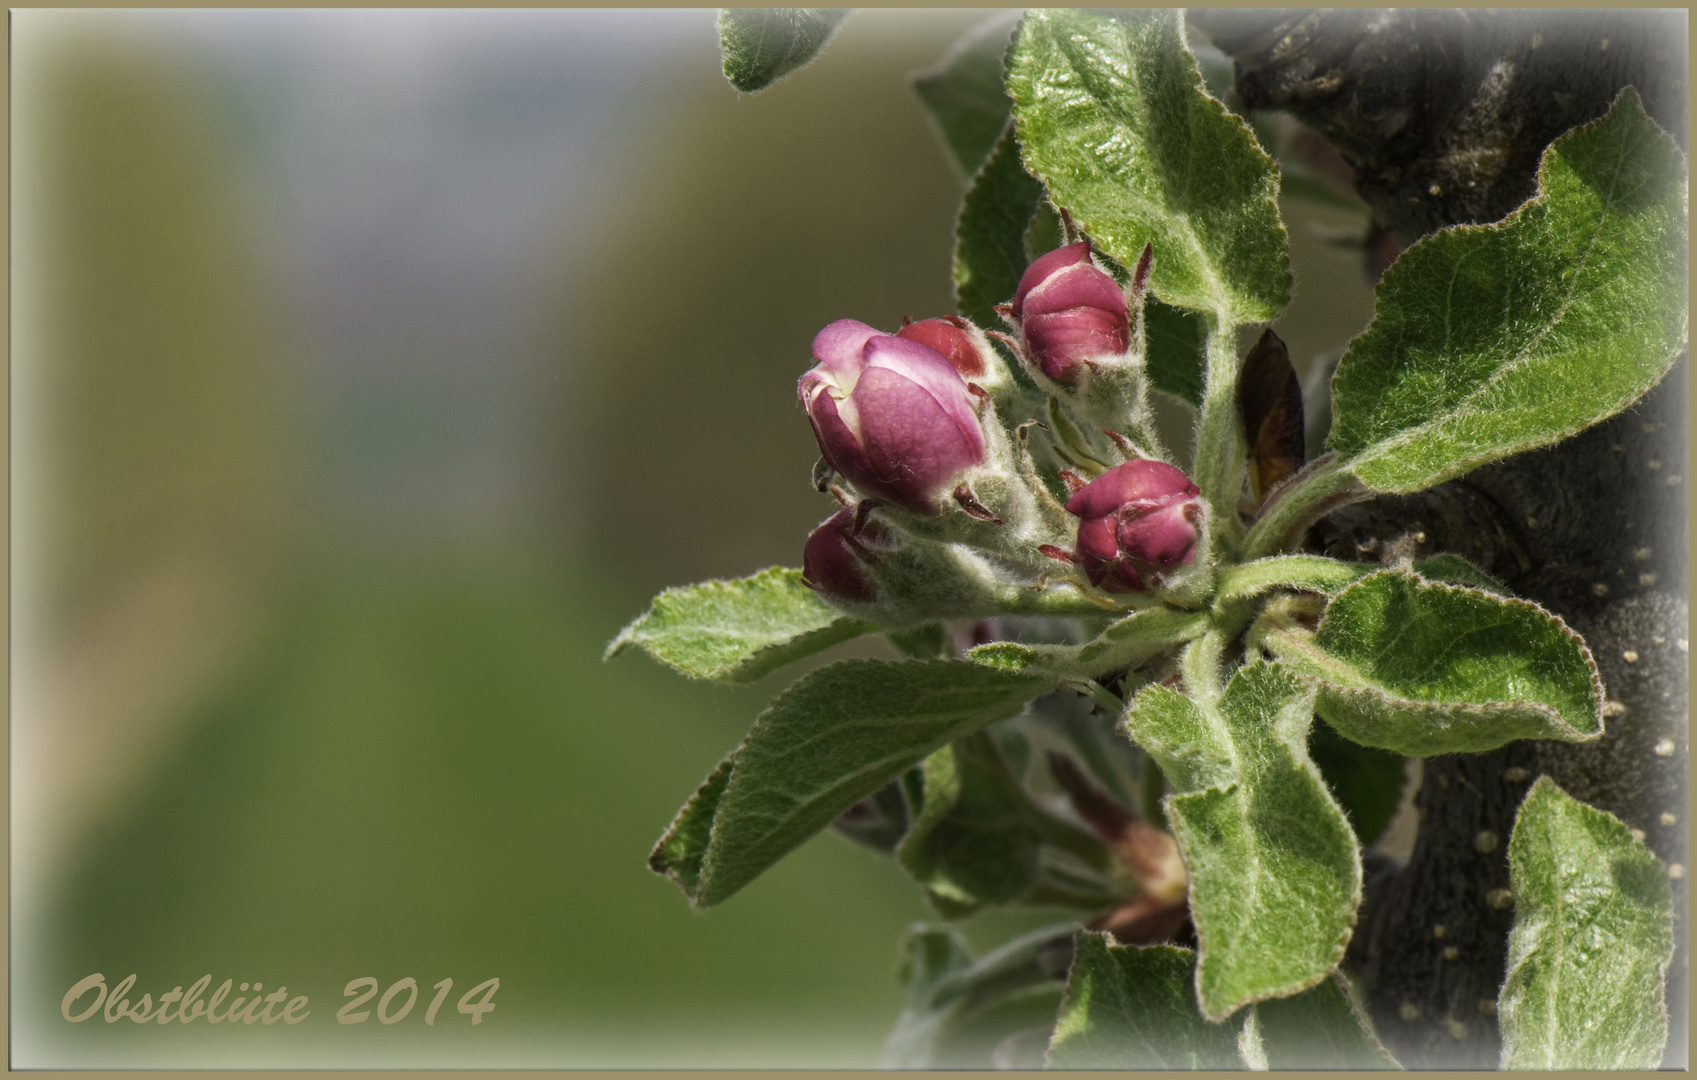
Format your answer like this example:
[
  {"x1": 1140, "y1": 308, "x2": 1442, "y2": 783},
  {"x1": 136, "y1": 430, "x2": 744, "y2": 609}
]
[
  {"x1": 1193, "y1": 314, "x2": 1246, "y2": 559},
  {"x1": 1240, "y1": 454, "x2": 1364, "y2": 560},
  {"x1": 1179, "y1": 623, "x2": 1230, "y2": 708},
  {"x1": 1079, "y1": 678, "x2": 1126, "y2": 716}
]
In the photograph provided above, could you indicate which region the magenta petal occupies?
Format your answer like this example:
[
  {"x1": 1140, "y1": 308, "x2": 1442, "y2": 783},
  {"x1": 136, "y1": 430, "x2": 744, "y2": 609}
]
[
  {"x1": 806, "y1": 388, "x2": 879, "y2": 490},
  {"x1": 1075, "y1": 515, "x2": 1121, "y2": 566},
  {"x1": 1013, "y1": 241, "x2": 1093, "y2": 308},
  {"x1": 853, "y1": 366, "x2": 982, "y2": 513},
  {"x1": 1067, "y1": 460, "x2": 1197, "y2": 519},
  {"x1": 862, "y1": 336, "x2": 986, "y2": 458},
  {"x1": 1022, "y1": 261, "x2": 1129, "y2": 319},
  {"x1": 1067, "y1": 459, "x2": 1201, "y2": 592},
  {"x1": 1117, "y1": 503, "x2": 1199, "y2": 569},
  {"x1": 811, "y1": 319, "x2": 880, "y2": 381},
  {"x1": 1024, "y1": 309, "x2": 1132, "y2": 380},
  {"x1": 1076, "y1": 516, "x2": 1144, "y2": 593}
]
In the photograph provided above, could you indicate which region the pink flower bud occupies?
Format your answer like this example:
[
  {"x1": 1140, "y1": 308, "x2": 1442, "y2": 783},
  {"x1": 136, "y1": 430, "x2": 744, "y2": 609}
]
[
  {"x1": 1066, "y1": 460, "x2": 1202, "y2": 593},
  {"x1": 799, "y1": 319, "x2": 987, "y2": 514},
  {"x1": 1009, "y1": 241, "x2": 1130, "y2": 383},
  {"x1": 802, "y1": 508, "x2": 879, "y2": 604}
]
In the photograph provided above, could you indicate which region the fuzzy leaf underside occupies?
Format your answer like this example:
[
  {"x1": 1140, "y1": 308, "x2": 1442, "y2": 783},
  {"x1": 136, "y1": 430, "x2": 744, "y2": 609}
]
[
  {"x1": 1118, "y1": 682, "x2": 1233, "y2": 796},
  {"x1": 889, "y1": 921, "x2": 1075, "y2": 1068},
  {"x1": 1217, "y1": 554, "x2": 1371, "y2": 602},
  {"x1": 1007, "y1": 8, "x2": 1290, "y2": 322},
  {"x1": 1329, "y1": 89, "x2": 1689, "y2": 494},
  {"x1": 1046, "y1": 936, "x2": 1245, "y2": 1069},
  {"x1": 682, "y1": 659, "x2": 1054, "y2": 907},
  {"x1": 647, "y1": 753, "x2": 734, "y2": 896},
  {"x1": 1270, "y1": 569, "x2": 1603, "y2": 757},
  {"x1": 1498, "y1": 778, "x2": 1674, "y2": 1070},
  {"x1": 896, "y1": 734, "x2": 1042, "y2": 914},
  {"x1": 1125, "y1": 663, "x2": 1361, "y2": 1019},
  {"x1": 605, "y1": 567, "x2": 875, "y2": 683},
  {"x1": 1307, "y1": 720, "x2": 1407, "y2": 847},
  {"x1": 717, "y1": 8, "x2": 850, "y2": 93},
  {"x1": 912, "y1": 12, "x2": 1020, "y2": 178},
  {"x1": 967, "y1": 605, "x2": 1208, "y2": 681},
  {"x1": 1248, "y1": 974, "x2": 1400, "y2": 1069}
]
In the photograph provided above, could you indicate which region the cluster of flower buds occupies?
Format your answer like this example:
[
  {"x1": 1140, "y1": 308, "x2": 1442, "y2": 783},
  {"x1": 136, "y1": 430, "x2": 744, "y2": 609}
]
[{"x1": 797, "y1": 240, "x2": 1203, "y2": 617}]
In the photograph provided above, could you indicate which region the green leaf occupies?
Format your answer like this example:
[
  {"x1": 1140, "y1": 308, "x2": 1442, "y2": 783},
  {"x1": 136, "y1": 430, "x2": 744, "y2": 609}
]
[
  {"x1": 647, "y1": 752, "x2": 734, "y2": 897},
  {"x1": 1125, "y1": 663, "x2": 1361, "y2": 1020},
  {"x1": 1217, "y1": 553, "x2": 1372, "y2": 603},
  {"x1": 1046, "y1": 935, "x2": 1246, "y2": 1069},
  {"x1": 717, "y1": 9, "x2": 850, "y2": 93},
  {"x1": 897, "y1": 734, "x2": 1043, "y2": 915},
  {"x1": 1144, "y1": 298, "x2": 1207, "y2": 407},
  {"x1": 1024, "y1": 197, "x2": 1064, "y2": 262},
  {"x1": 1007, "y1": 8, "x2": 1290, "y2": 322},
  {"x1": 954, "y1": 125, "x2": 1044, "y2": 333},
  {"x1": 966, "y1": 640, "x2": 1042, "y2": 671},
  {"x1": 1411, "y1": 553, "x2": 1507, "y2": 594},
  {"x1": 1266, "y1": 568, "x2": 1604, "y2": 757},
  {"x1": 888, "y1": 921, "x2": 1077, "y2": 1068},
  {"x1": 605, "y1": 566, "x2": 875, "y2": 684},
  {"x1": 1118, "y1": 683, "x2": 1234, "y2": 796},
  {"x1": 970, "y1": 605, "x2": 1209, "y2": 682},
  {"x1": 1307, "y1": 720, "x2": 1406, "y2": 847},
  {"x1": 691, "y1": 659, "x2": 1055, "y2": 907},
  {"x1": 1499, "y1": 777, "x2": 1675, "y2": 1070},
  {"x1": 1328, "y1": 89, "x2": 1688, "y2": 494},
  {"x1": 1247, "y1": 973, "x2": 1400, "y2": 1069},
  {"x1": 912, "y1": 13, "x2": 1019, "y2": 177}
]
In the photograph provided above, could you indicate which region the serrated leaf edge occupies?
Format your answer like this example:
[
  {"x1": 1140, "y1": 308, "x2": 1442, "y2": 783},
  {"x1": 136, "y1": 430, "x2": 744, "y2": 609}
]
[
  {"x1": 647, "y1": 751, "x2": 736, "y2": 906},
  {"x1": 693, "y1": 658, "x2": 1057, "y2": 907},
  {"x1": 1292, "y1": 568, "x2": 1607, "y2": 745},
  {"x1": 604, "y1": 565, "x2": 874, "y2": 682},
  {"x1": 1152, "y1": 663, "x2": 1362, "y2": 1021}
]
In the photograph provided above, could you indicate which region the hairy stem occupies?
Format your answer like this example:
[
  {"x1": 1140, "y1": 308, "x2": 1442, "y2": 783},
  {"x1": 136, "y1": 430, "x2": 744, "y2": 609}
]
[
  {"x1": 1241, "y1": 454, "x2": 1365, "y2": 560},
  {"x1": 1194, "y1": 314, "x2": 1246, "y2": 559}
]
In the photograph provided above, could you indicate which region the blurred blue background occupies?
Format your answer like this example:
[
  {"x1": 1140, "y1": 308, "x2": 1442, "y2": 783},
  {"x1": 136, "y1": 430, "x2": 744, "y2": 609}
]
[{"x1": 9, "y1": 9, "x2": 1378, "y2": 1067}]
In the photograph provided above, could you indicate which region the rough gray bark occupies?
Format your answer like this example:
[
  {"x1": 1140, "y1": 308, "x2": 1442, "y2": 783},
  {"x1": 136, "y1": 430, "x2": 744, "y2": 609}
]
[{"x1": 1194, "y1": 8, "x2": 1689, "y2": 1069}]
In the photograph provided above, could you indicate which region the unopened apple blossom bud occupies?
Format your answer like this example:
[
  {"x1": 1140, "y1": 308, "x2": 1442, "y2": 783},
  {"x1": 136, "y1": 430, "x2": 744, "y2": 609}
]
[
  {"x1": 802, "y1": 508, "x2": 880, "y2": 604},
  {"x1": 799, "y1": 319, "x2": 987, "y2": 514},
  {"x1": 1066, "y1": 460, "x2": 1202, "y2": 593},
  {"x1": 1008, "y1": 241, "x2": 1130, "y2": 383},
  {"x1": 896, "y1": 317, "x2": 988, "y2": 378}
]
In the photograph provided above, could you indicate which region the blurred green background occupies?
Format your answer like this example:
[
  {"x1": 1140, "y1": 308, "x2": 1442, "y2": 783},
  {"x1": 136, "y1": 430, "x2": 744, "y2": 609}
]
[{"x1": 11, "y1": 10, "x2": 1376, "y2": 1067}]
